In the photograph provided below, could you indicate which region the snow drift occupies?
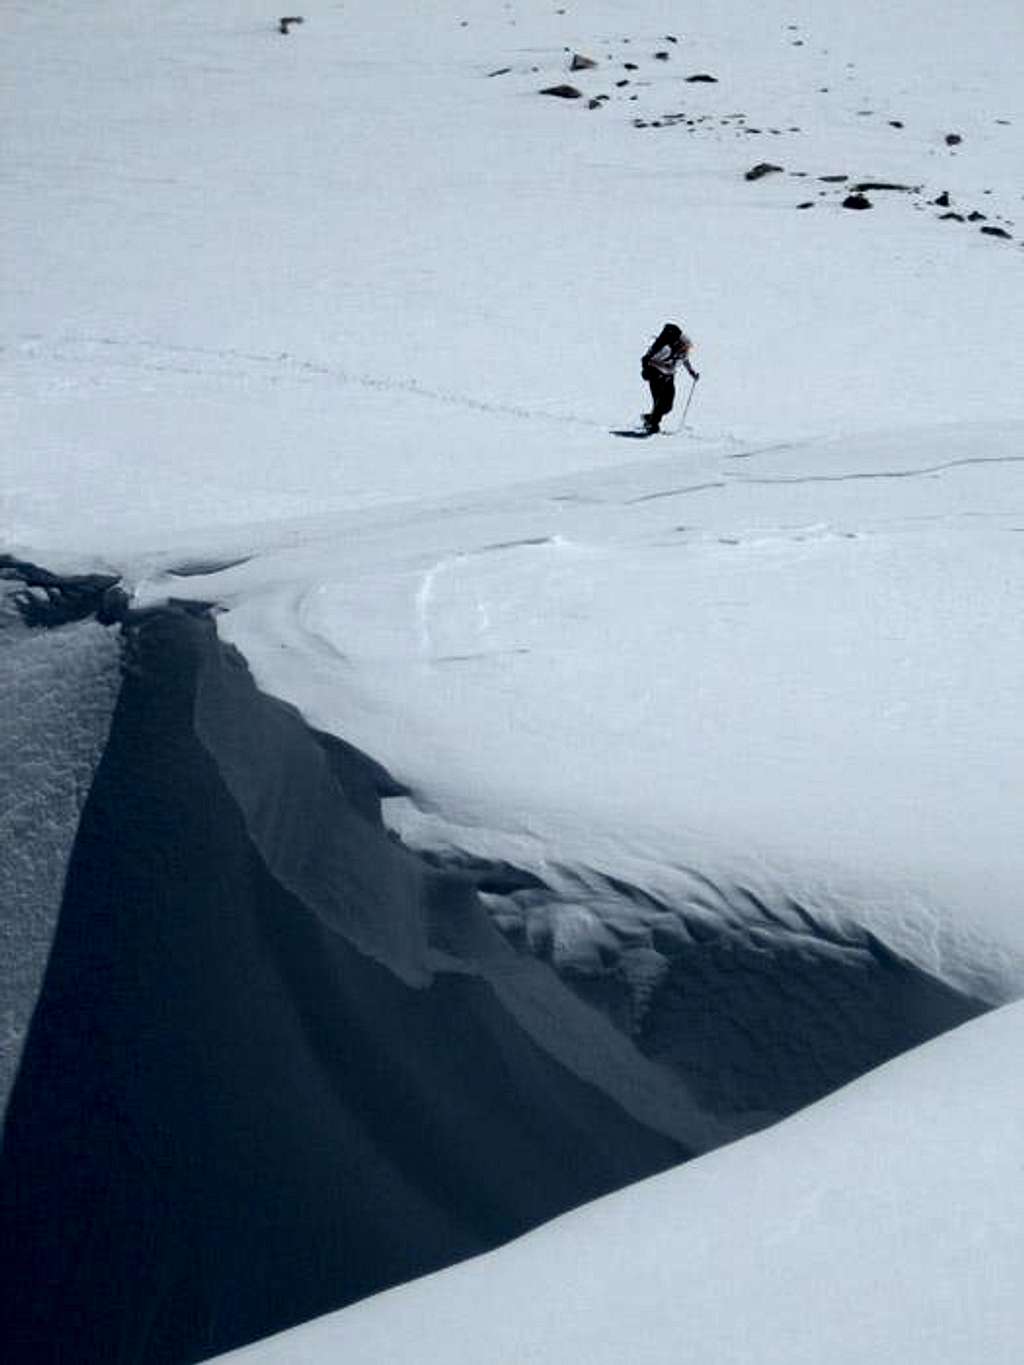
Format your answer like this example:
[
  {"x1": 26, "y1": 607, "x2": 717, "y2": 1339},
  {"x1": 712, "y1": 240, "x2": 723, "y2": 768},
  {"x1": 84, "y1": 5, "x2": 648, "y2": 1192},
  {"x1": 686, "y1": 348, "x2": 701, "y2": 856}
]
[
  {"x1": 1, "y1": 600, "x2": 992, "y2": 1364},
  {"x1": 2, "y1": 606, "x2": 709, "y2": 1364}
]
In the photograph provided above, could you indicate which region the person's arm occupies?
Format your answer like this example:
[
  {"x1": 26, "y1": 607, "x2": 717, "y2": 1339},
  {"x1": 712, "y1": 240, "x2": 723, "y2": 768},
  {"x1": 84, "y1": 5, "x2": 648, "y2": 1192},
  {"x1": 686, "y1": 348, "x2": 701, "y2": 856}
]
[{"x1": 682, "y1": 344, "x2": 700, "y2": 381}]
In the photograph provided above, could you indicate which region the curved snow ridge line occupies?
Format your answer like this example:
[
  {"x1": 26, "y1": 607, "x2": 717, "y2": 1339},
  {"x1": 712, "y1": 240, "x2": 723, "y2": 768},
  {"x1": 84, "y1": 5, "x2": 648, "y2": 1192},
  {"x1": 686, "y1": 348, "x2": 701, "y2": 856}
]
[
  {"x1": 735, "y1": 452, "x2": 1024, "y2": 486},
  {"x1": 386, "y1": 798, "x2": 1021, "y2": 1005},
  {"x1": 190, "y1": 614, "x2": 725, "y2": 1154},
  {"x1": 4, "y1": 606, "x2": 718, "y2": 1365},
  {"x1": 414, "y1": 537, "x2": 570, "y2": 658},
  {"x1": 18, "y1": 331, "x2": 606, "y2": 430}
]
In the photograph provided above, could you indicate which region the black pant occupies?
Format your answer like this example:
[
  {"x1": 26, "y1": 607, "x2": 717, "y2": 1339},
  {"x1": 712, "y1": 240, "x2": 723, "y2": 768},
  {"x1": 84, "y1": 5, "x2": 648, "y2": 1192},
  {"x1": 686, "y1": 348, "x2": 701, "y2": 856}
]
[{"x1": 645, "y1": 373, "x2": 675, "y2": 429}]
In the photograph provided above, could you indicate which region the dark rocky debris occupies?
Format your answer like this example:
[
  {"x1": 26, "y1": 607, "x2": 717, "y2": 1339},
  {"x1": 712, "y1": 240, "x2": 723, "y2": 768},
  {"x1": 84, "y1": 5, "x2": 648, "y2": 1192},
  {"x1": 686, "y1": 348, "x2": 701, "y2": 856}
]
[
  {"x1": 852, "y1": 181, "x2": 918, "y2": 194},
  {"x1": 842, "y1": 193, "x2": 873, "y2": 210},
  {"x1": 745, "y1": 162, "x2": 784, "y2": 181},
  {"x1": 539, "y1": 84, "x2": 582, "y2": 99},
  {"x1": 0, "y1": 556, "x2": 127, "y2": 628}
]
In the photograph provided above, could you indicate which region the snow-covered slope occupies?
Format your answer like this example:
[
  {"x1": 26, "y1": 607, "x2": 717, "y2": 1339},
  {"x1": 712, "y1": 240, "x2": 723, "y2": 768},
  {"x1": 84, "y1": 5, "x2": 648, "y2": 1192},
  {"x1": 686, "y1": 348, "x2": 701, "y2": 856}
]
[
  {"x1": 214, "y1": 998, "x2": 1024, "y2": 1365},
  {"x1": 0, "y1": 595, "x2": 121, "y2": 1115},
  {"x1": 5, "y1": 0, "x2": 1022, "y2": 554},
  {"x1": 3, "y1": 0, "x2": 1023, "y2": 1362}
]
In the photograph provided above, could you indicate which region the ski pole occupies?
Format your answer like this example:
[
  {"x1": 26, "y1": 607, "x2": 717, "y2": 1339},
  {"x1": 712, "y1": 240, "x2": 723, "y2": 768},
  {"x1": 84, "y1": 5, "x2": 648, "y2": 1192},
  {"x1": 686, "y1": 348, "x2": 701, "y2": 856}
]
[{"x1": 680, "y1": 374, "x2": 698, "y2": 427}]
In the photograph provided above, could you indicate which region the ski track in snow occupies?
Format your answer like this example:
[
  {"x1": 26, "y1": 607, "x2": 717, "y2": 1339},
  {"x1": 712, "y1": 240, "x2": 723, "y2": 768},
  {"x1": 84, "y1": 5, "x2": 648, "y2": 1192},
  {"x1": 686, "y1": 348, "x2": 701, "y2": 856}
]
[{"x1": 10, "y1": 332, "x2": 608, "y2": 432}]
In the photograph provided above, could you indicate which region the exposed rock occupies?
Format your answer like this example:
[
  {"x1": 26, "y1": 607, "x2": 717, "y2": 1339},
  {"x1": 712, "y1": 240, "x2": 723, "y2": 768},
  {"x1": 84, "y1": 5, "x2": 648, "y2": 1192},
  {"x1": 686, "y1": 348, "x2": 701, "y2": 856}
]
[
  {"x1": 0, "y1": 556, "x2": 126, "y2": 628},
  {"x1": 889, "y1": 119, "x2": 904, "y2": 128},
  {"x1": 819, "y1": 174, "x2": 848, "y2": 182},
  {"x1": 842, "y1": 193, "x2": 873, "y2": 210},
  {"x1": 654, "y1": 51, "x2": 670, "y2": 61},
  {"x1": 796, "y1": 201, "x2": 815, "y2": 209},
  {"x1": 938, "y1": 212, "x2": 965, "y2": 222},
  {"x1": 981, "y1": 225, "x2": 1012, "y2": 239},
  {"x1": 487, "y1": 67, "x2": 512, "y2": 78},
  {"x1": 852, "y1": 181, "x2": 919, "y2": 193},
  {"x1": 745, "y1": 162, "x2": 784, "y2": 181},
  {"x1": 686, "y1": 72, "x2": 718, "y2": 82},
  {"x1": 933, "y1": 190, "x2": 952, "y2": 207},
  {"x1": 277, "y1": 15, "x2": 304, "y2": 35},
  {"x1": 967, "y1": 210, "x2": 987, "y2": 222},
  {"x1": 540, "y1": 84, "x2": 583, "y2": 99},
  {"x1": 945, "y1": 132, "x2": 962, "y2": 146},
  {"x1": 570, "y1": 53, "x2": 598, "y2": 71}
]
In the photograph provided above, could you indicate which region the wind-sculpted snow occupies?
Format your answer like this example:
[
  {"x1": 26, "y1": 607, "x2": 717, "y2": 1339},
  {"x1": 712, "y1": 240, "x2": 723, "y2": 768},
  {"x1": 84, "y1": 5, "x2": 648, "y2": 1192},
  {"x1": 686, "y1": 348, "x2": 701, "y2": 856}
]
[
  {"x1": 478, "y1": 858, "x2": 984, "y2": 1124},
  {"x1": 1, "y1": 608, "x2": 721, "y2": 1365},
  {"x1": 0, "y1": 596, "x2": 121, "y2": 1115}
]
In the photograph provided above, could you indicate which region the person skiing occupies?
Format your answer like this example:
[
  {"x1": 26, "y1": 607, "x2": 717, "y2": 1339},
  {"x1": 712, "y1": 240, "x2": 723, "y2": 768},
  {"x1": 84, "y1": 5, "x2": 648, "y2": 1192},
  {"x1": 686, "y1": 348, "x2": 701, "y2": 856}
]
[{"x1": 641, "y1": 323, "x2": 699, "y2": 433}]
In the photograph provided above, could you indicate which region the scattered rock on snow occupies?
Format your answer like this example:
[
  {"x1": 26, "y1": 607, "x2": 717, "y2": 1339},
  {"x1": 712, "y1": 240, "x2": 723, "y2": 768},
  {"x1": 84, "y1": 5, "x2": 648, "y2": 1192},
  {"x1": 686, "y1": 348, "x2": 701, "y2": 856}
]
[
  {"x1": 938, "y1": 212, "x2": 965, "y2": 222},
  {"x1": 819, "y1": 174, "x2": 848, "y2": 182},
  {"x1": 796, "y1": 201, "x2": 815, "y2": 209},
  {"x1": 980, "y1": 225, "x2": 1012, "y2": 239},
  {"x1": 487, "y1": 67, "x2": 512, "y2": 77},
  {"x1": 945, "y1": 132, "x2": 963, "y2": 146},
  {"x1": 745, "y1": 162, "x2": 784, "y2": 181},
  {"x1": 852, "y1": 181, "x2": 919, "y2": 193},
  {"x1": 540, "y1": 84, "x2": 583, "y2": 99},
  {"x1": 842, "y1": 193, "x2": 873, "y2": 210},
  {"x1": 686, "y1": 72, "x2": 718, "y2": 82},
  {"x1": 277, "y1": 15, "x2": 304, "y2": 35},
  {"x1": 967, "y1": 210, "x2": 987, "y2": 222},
  {"x1": 570, "y1": 53, "x2": 598, "y2": 71},
  {"x1": 933, "y1": 190, "x2": 952, "y2": 207}
]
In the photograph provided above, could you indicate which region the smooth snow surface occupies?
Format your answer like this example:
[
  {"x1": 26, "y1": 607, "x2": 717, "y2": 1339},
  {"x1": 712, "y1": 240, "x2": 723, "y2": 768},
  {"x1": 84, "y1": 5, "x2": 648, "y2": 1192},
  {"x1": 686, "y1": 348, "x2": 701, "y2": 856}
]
[{"x1": 213, "y1": 999, "x2": 1024, "y2": 1365}]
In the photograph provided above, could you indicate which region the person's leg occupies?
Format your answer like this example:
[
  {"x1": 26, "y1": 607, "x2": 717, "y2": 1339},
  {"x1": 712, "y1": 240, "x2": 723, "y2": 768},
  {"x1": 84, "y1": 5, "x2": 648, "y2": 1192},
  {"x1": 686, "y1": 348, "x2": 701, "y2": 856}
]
[{"x1": 646, "y1": 376, "x2": 675, "y2": 431}]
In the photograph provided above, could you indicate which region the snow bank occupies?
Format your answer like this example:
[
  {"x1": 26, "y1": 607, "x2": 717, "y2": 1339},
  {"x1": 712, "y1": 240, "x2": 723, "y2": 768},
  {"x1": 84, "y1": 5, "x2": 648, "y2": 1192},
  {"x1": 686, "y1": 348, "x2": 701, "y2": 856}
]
[
  {"x1": 197, "y1": 419, "x2": 1024, "y2": 1010},
  {"x1": 212, "y1": 999, "x2": 1024, "y2": 1365},
  {"x1": 2, "y1": 608, "x2": 715, "y2": 1364}
]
